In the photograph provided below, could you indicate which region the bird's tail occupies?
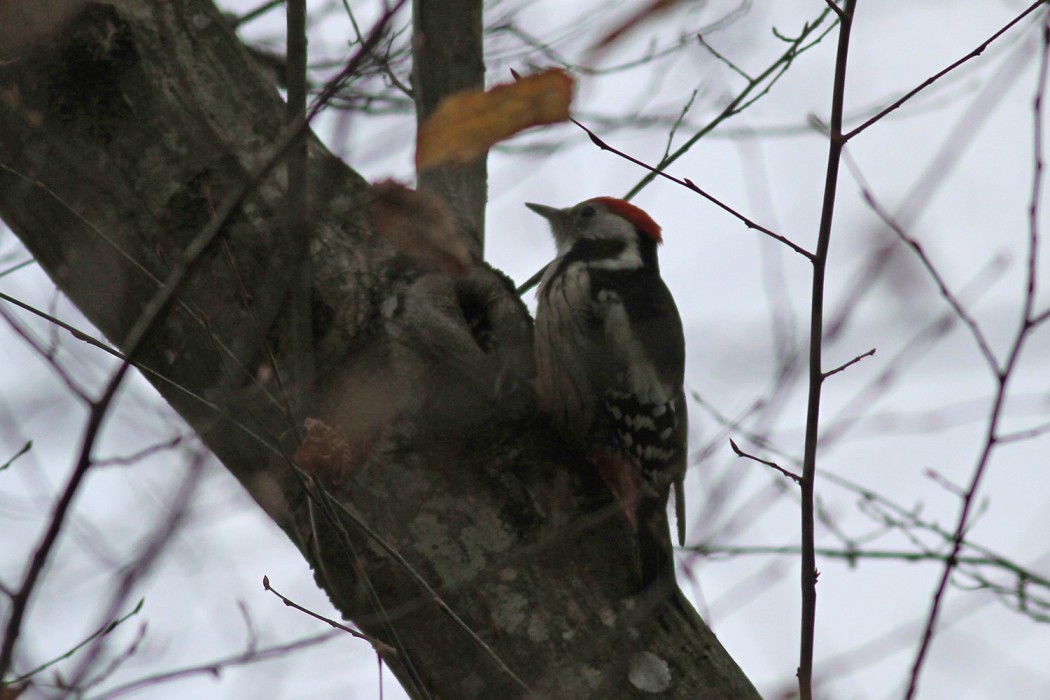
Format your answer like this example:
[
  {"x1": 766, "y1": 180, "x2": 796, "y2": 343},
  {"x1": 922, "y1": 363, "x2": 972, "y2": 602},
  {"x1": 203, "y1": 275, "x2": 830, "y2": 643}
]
[
  {"x1": 673, "y1": 474, "x2": 686, "y2": 546},
  {"x1": 637, "y1": 494, "x2": 675, "y2": 591}
]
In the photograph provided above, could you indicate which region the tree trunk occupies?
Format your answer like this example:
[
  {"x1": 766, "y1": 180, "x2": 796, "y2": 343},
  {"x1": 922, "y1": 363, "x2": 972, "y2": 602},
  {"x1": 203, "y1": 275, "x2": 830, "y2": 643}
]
[
  {"x1": 0, "y1": 1, "x2": 758, "y2": 697},
  {"x1": 413, "y1": 0, "x2": 487, "y2": 253}
]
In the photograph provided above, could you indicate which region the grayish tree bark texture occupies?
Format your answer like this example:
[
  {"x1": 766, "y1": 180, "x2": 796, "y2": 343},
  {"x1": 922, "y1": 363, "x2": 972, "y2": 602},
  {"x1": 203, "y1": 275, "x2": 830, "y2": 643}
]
[
  {"x1": 0, "y1": 1, "x2": 759, "y2": 697},
  {"x1": 413, "y1": 0, "x2": 487, "y2": 253}
]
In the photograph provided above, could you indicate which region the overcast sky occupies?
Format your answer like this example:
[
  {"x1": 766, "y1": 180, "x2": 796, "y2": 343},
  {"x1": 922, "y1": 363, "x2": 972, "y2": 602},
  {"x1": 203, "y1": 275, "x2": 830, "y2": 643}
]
[{"x1": 2, "y1": 1, "x2": 1049, "y2": 698}]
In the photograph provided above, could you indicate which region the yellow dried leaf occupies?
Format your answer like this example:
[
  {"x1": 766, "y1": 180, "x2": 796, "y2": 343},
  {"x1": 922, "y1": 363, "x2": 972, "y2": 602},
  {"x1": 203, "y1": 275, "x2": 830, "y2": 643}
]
[{"x1": 416, "y1": 68, "x2": 574, "y2": 172}]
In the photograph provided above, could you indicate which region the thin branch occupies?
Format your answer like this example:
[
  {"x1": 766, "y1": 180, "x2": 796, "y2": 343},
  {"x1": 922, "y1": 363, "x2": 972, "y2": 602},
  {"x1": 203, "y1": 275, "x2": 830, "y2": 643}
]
[
  {"x1": 698, "y1": 388, "x2": 1050, "y2": 600},
  {"x1": 851, "y1": 168, "x2": 1000, "y2": 372},
  {"x1": 516, "y1": 10, "x2": 834, "y2": 296},
  {"x1": 924, "y1": 468, "x2": 965, "y2": 499},
  {"x1": 575, "y1": 120, "x2": 812, "y2": 258},
  {"x1": 696, "y1": 544, "x2": 1008, "y2": 567},
  {"x1": 996, "y1": 419, "x2": 1050, "y2": 443},
  {"x1": 90, "y1": 631, "x2": 339, "y2": 700},
  {"x1": 905, "y1": 9, "x2": 1050, "y2": 697},
  {"x1": 1031, "y1": 304, "x2": 1050, "y2": 327},
  {"x1": 0, "y1": 303, "x2": 89, "y2": 402},
  {"x1": 1024, "y1": 14, "x2": 1048, "y2": 332},
  {"x1": 827, "y1": 38, "x2": 1035, "y2": 345},
  {"x1": 515, "y1": 264, "x2": 547, "y2": 295},
  {"x1": 819, "y1": 255, "x2": 1007, "y2": 447},
  {"x1": 661, "y1": 89, "x2": 698, "y2": 162},
  {"x1": 822, "y1": 1, "x2": 847, "y2": 22},
  {"x1": 822, "y1": 347, "x2": 875, "y2": 379},
  {"x1": 0, "y1": 440, "x2": 31, "y2": 472},
  {"x1": 799, "y1": 3, "x2": 856, "y2": 697},
  {"x1": 6, "y1": 601, "x2": 143, "y2": 685},
  {"x1": 696, "y1": 33, "x2": 752, "y2": 81},
  {"x1": 626, "y1": 6, "x2": 837, "y2": 198},
  {"x1": 65, "y1": 457, "x2": 206, "y2": 692},
  {"x1": 0, "y1": 258, "x2": 33, "y2": 278},
  {"x1": 0, "y1": 290, "x2": 117, "y2": 355},
  {"x1": 845, "y1": 0, "x2": 1048, "y2": 140},
  {"x1": 729, "y1": 438, "x2": 802, "y2": 484},
  {"x1": 0, "y1": 164, "x2": 281, "y2": 413},
  {"x1": 262, "y1": 576, "x2": 393, "y2": 652},
  {"x1": 307, "y1": 477, "x2": 533, "y2": 694},
  {"x1": 0, "y1": 6, "x2": 409, "y2": 679},
  {"x1": 93, "y1": 436, "x2": 187, "y2": 468},
  {"x1": 231, "y1": 0, "x2": 284, "y2": 28},
  {"x1": 0, "y1": 289, "x2": 284, "y2": 461}
]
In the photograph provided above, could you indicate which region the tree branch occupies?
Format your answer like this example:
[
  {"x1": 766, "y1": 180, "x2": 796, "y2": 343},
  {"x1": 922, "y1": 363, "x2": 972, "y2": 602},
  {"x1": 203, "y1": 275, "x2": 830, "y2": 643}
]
[
  {"x1": 844, "y1": 0, "x2": 1048, "y2": 141},
  {"x1": 905, "y1": 8, "x2": 1050, "y2": 697},
  {"x1": 0, "y1": 2, "x2": 757, "y2": 697},
  {"x1": 798, "y1": 2, "x2": 857, "y2": 697}
]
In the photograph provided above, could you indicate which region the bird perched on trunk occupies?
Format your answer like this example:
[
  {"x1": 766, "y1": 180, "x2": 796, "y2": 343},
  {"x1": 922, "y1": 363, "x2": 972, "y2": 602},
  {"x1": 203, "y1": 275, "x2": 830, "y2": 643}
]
[{"x1": 527, "y1": 196, "x2": 687, "y2": 589}]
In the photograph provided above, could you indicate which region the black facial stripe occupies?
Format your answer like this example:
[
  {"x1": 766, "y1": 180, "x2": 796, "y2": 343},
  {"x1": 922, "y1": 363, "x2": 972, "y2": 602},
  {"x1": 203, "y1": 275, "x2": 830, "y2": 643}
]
[{"x1": 565, "y1": 238, "x2": 627, "y2": 263}]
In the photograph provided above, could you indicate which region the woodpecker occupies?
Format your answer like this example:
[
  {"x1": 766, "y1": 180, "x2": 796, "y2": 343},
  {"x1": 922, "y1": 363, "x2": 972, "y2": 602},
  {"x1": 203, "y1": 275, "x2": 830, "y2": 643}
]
[{"x1": 527, "y1": 196, "x2": 687, "y2": 588}]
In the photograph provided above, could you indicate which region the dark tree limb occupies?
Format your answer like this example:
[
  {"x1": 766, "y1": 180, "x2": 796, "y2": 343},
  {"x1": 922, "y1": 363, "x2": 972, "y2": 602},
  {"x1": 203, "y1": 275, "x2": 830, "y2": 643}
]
[
  {"x1": 412, "y1": 0, "x2": 487, "y2": 253},
  {"x1": 0, "y1": 1, "x2": 757, "y2": 697}
]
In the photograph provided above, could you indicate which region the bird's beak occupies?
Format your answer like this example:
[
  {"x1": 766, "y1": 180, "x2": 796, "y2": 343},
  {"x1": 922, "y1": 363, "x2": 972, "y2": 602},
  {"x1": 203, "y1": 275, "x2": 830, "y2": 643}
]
[
  {"x1": 525, "y1": 202, "x2": 562, "y2": 221},
  {"x1": 526, "y1": 202, "x2": 575, "y2": 254}
]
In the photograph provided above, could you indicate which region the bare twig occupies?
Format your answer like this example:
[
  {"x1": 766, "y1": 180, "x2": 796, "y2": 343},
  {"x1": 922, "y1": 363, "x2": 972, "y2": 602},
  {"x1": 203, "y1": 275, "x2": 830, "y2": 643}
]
[
  {"x1": 905, "y1": 9, "x2": 1050, "y2": 697},
  {"x1": 696, "y1": 544, "x2": 1007, "y2": 568},
  {"x1": 7, "y1": 600, "x2": 144, "y2": 685},
  {"x1": 822, "y1": 1, "x2": 847, "y2": 22},
  {"x1": 924, "y1": 468, "x2": 966, "y2": 498},
  {"x1": 262, "y1": 576, "x2": 393, "y2": 652},
  {"x1": 0, "y1": 258, "x2": 32, "y2": 278},
  {"x1": 1031, "y1": 304, "x2": 1050, "y2": 327},
  {"x1": 845, "y1": 0, "x2": 1048, "y2": 140},
  {"x1": 850, "y1": 168, "x2": 999, "y2": 371},
  {"x1": 798, "y1": 3, "x2": 856, "y2": 697},
  {"x1": 822, "y1": 347, "x2": 875, "y2": 380},
  {"x1": 819, "y1": 255, "x2": 1007, "y2": 447},
  {"x1": 577, "y1": 120, "x2": 812, "y2": 258},
  {"x1": 0, "y1": 5, "x2": 408, "y2": 680},
  {"x1": 90, "y1": 631, "x2": 339, "y2": 699},
  {"x1": 661, "y1": 89, "x2": 699, "y2": 162},
  {"x1": 996, "y1": 419, "x2": 1050, "y2": 443},
  {"x1": 0, "y1": 440, "x2": 31, "y2": 472},
  {"x1": 0, "y1": 304, "x2": 90, "y2": 402},
  {"x1": 232, "y1": 0, "x2": 284, "y2": 28},
  {"x1": 0, "y1": 289, "x2": 284, "y2": 461},
  {"x1": 66, "y1": 457, "x2": 206, "y2": 692},
  {"x1": 302, "y1": 475, "x2": 533, "y2": 694},
  {"x1": 695, "y1": 33, "x2": 752, "y2": 81},
  {"x1": 626, "y1": 6, "x2": 837, "y2": 198},
  {"x1": 516, "y1": 9, "x2": 834, "y2": 296},
  {"x1": 827, "y1": 38, "x2": 1035, "y2": 344},
  {"x1": 729, "y1": 438, "x2": 802, "y2": 484},
  {"x1": 94, "y1": 436, "x2": 187, "y2": 468},
  {"x1": 696, "y1": 390, "x2": 1050, "y2": 642}
]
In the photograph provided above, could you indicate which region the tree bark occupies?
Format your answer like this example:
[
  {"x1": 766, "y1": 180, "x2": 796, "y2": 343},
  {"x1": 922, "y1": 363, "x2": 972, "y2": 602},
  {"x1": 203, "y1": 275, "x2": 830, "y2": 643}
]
[
  {"x1": 413, "y1": 0, "x2": 487, "y2": 253},
  {"x1": 0, "y1": 1, "x2": 758, "y2": 697}
]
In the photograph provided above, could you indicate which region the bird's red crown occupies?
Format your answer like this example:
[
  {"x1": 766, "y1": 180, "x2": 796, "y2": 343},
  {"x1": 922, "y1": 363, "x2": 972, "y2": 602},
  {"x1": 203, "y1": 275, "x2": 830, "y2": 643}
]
[{"x1": 588, "y1": 197, "x2": 663, "y2": 244}]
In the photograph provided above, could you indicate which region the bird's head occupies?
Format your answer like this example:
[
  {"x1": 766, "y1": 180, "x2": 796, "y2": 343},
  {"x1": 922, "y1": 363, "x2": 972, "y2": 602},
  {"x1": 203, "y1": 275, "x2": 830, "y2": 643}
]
[{"x1": 526, "y1": 197, "x2": 662, "y2": 258}]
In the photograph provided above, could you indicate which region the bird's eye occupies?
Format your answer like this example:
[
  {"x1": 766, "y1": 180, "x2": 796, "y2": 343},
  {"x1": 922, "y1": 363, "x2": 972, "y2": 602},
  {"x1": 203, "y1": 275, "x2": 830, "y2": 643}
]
[{"x1": 579, "y1": 205, "x2": 596, "y2": 219}]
